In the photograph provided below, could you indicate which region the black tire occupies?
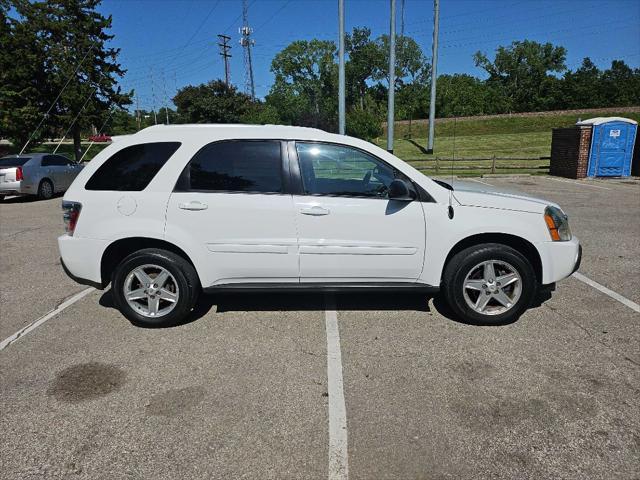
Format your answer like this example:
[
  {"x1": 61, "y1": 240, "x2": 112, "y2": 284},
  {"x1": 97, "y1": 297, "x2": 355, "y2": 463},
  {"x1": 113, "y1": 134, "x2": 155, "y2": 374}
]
[
  {"x1": 111, "y1": 248, "x2": 200, "y2": 327},
  {"x1": 37, "y1": 179, "x2": 54, "y2": 200},
  {"x1": 442, "y1": 243, "x2": 537, "y2": 325}
]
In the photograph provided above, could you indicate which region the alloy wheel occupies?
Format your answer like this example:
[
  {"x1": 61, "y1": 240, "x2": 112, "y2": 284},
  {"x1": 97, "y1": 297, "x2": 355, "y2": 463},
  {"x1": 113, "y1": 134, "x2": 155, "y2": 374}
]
[
  {"x1": 123, "y1": 264, "x2": 179, "y2": 318},
  {"x1": 462, "y1": 260, "x2": 522, "y2": 315}
]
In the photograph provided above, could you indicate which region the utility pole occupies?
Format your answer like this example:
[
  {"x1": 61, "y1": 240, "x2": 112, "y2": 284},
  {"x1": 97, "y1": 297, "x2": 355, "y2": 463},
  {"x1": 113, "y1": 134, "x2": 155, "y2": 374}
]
[
  {"x1": 338, "y1": 0, "x2": 345, "y2": 135},
  {"x1": 150, "y1": 68, "x2": 158, "y2": 125},
  {"x1": 135, "y1": 92, "x2": 141, "y2": 131},
  {"x1": 162, "y1": 70, "x2": 170, "y2": 124},
  {"x1": 400, "y1": 0, "x2": 405, "y2": 38},
  {"x1": 386, "y1": 0, "x2": 396, "y2": 153},
  {"x1": 217, "y1": 34, "x2": 232, "y2": 86},
  {"x1": 426, "y1": 0, "x2": 439, "y2": 154},
  {"x1": 240, "y1": 0, "x2": 255, "y2": 100}
]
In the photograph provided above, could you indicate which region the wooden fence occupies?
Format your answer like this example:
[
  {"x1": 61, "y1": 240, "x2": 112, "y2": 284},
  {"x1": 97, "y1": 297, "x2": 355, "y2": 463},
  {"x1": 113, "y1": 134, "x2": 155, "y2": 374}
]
[{"x1": 406, "y1": 155, "x2": 551, "y2": 174}]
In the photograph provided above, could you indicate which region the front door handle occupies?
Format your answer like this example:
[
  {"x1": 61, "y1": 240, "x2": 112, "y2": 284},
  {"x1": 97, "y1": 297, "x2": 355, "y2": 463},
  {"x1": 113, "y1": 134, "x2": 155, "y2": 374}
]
[
  {"x1": 300, "y1": 205, "x2": 330, "y2": 216},
  {"x1": 179, "y1": 201, "x2": 208, "y2": 211}
]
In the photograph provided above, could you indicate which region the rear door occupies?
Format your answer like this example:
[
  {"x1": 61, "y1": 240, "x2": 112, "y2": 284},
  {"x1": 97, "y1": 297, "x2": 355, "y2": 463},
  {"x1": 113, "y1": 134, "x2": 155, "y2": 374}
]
[
  {"x1": 165, "y1": 140, "x2": 299, "y2": 286},
  {"x1": 57, "y1": 156, "x2": 82, "y2": 189},
  {"x1": 291, "y1": 141, "x2": 426, "y2": 282},
  {"x1": 41, "y1": 155, "x2": 62, "y2": 190}
]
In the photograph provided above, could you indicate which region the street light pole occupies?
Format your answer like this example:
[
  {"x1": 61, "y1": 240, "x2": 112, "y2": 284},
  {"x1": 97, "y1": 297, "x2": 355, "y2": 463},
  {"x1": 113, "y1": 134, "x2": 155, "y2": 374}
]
[
  {"x1": 386, "y1": 0, "x2": 396, "y2": 153},
  {"x1": 338, "y1": 0, "x2": 346, "y2": 135},
  {"x1": 427, "y1": 0, "x2": 440, "y2": 154}
]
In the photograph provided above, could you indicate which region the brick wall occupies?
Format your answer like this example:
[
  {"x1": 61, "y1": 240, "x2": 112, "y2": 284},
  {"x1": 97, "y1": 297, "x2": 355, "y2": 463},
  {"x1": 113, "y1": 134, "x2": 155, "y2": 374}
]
[
  {"x1": 576, "y1": 126, "x2": 592, "y2": 178},
  {"x1": 550, "y1": 126, "x2": 592, "y2": 179}
]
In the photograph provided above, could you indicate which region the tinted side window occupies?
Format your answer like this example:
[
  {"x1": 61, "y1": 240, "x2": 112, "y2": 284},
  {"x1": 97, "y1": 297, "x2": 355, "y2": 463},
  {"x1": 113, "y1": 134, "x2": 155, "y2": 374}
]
[
  {"x1": 180, "y1": 140, "x2": 283, "y2": 193},
  {"x1": 296, "y1": 142, "x2": 400, "y2": 198},
  {"x1": 85, "y1": 142, "x2": 180, "y2": 191},
  {"x1": 56, "y1": 156, "x2": 75, "y2": 166},
  {"x1": 44, "y1": 155, "x2": 72, "y2": 166}
]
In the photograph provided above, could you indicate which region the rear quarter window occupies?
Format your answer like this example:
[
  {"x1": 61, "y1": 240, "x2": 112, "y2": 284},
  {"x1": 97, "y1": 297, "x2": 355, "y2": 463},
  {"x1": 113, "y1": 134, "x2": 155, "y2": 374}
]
[
  {"x1": 0, "y1": 157, "x2": 30, "y2": 167},
  {"x1": 85, "y1": 142, "x2": 181, "y2": 191}
]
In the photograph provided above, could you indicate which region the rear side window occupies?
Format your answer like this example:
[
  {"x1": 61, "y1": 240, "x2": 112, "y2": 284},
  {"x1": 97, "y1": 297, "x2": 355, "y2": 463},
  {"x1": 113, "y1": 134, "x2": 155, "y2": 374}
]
[
  {"x1": 0, "y1": 157, "x2": 30, "y2": 167},
  {"x1": 42, "y1": 155, "x2": 72, "y2": 166},
  {"x1": 85, "y1": 142, "x2": 180, "y2": 191},
  {"x1": 177, "y1": 140, "x2": 283, "y2": 193}
]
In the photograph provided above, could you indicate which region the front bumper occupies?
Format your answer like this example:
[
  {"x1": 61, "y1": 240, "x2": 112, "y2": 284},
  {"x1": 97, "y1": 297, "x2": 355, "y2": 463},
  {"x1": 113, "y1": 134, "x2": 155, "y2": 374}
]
[{"x1": 536, "y1": 236, "x2": 582, "y2": 285}]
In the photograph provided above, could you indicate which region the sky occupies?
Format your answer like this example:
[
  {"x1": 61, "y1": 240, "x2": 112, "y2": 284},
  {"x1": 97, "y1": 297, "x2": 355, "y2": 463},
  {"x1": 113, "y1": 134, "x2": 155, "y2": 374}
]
[{"x1": 98, "y1": 0, "x2": 640, "y2": 111}]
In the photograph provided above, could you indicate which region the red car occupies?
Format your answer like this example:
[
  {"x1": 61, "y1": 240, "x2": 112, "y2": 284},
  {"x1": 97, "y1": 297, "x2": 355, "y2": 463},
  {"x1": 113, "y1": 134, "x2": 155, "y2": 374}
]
[{"x1": 88, "y1": 133, "x2": 111, "y2": 142}]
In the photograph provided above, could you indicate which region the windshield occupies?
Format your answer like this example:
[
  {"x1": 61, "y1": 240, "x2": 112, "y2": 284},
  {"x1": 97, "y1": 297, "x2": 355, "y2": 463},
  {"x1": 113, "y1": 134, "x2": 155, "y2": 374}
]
[{"x1": 0, "y1": 157, "x2": 30, "y2": 167}]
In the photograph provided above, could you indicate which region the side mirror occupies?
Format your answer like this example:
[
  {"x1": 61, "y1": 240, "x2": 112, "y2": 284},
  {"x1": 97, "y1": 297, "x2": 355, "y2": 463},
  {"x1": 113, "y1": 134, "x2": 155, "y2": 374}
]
[{"x1": 388, "y1": 179, "x2": 415, "y2": 201}]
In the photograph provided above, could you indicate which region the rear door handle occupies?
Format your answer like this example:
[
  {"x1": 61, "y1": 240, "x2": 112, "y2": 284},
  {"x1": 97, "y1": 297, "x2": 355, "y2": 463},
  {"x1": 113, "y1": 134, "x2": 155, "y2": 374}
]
[
  {"x1": 179, "y1": 201, "x2": 208, "y2": 211},
  {"x1": 299, "y1": 205, "x2": 330, "y2": 216}
]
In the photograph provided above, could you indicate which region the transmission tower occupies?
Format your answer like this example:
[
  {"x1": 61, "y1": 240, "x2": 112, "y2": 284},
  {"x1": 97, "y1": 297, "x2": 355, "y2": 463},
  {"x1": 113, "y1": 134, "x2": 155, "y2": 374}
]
[
  {"x1": 218, "y1": 34, "x2": 232, "y2": 86},
  {"x1": 239, "y1": 0, "x2": 255, "y2": 100}
]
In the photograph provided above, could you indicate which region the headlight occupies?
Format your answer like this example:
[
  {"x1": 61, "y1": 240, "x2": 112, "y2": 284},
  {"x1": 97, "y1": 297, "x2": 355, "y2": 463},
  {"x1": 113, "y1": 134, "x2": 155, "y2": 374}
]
[{"x1": 544, "y1": 206, "x2": 571, "y2": 241}]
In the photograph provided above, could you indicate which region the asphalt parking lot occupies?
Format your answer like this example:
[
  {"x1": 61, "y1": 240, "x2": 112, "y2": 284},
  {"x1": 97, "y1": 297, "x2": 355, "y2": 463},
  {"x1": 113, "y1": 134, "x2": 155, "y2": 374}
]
[{"x1": 1, "y1": 175, "x2": 639, "y2": 480}]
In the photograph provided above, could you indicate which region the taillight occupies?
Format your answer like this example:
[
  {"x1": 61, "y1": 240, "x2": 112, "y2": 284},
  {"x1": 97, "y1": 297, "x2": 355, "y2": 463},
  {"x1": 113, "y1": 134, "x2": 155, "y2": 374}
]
[
  {"x1": 15, "y1": 166, "x2": 23, "y2": 181},
  {"x1": 62, "y1": 201, "x2": 82, "y2": 236}
]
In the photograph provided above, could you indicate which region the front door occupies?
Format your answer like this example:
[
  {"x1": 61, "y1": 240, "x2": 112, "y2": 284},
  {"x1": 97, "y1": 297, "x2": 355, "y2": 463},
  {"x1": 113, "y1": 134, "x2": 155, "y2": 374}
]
[
  {"x1": 292, "y1": 142, "x2": 426, "y2": 283},
  {"x1": 165, "y1": 140, "x2": 299, "y2": 286},
  {"x1": 593, "y1": 122, "x2": 630, "y2": 177}
]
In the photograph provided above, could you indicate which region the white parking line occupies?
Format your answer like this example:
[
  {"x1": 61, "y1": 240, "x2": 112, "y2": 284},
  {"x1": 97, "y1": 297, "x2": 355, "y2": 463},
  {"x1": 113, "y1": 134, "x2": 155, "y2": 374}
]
[
  {"x1": 325, "y1": 295, "x2": 349, "y2": 480},
  {"x1": 572, "y1": 272, "x2": 640, "y2": 313},
  {"x1": 545, "y1": 177, "x2": 611, "y2": 190},
  {"x1": 466, "y1": 178, "x2": 494, "y2": 186},
  {"x1": 0, "y1": 287, "x2": 95, "y2": 351}
]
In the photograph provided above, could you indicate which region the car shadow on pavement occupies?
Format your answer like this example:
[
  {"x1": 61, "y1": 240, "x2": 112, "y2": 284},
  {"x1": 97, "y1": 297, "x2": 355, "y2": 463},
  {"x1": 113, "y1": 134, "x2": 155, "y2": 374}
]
[
  {"x1": 100, "y1": 289, "x2": 432, "y2": 328},
  {"x1": 99, "y1": 288, "x2": 553, "y2": 329},
  {"x1": 0, "y1": 192, "x2": 63, "y2": 203}
]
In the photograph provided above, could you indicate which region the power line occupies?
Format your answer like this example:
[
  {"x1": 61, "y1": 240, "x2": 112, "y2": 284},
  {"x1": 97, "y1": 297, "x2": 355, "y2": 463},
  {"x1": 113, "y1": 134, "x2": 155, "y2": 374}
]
[
  {"x1": 254, "y1": 0, "x2": 292, "y2": 34},
  {"x1": 53, "y1": 87, "x2": 97, "y2": 154},
  {"x1": 19, "y1": 46, "x2": 94, "y2": 155}
]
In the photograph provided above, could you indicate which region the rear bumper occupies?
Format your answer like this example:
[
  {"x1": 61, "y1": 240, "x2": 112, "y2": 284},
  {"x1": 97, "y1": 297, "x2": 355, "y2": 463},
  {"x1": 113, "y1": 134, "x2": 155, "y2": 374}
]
[
  {"x1": 0, "y1": 181, "x2": 23, "y2": 195},
  {"x1": 537, "y1": 236, "x2": 582, "y2": 285},
  {"x1": 58, "y1": 235, "x2": 109, "y2": 288}
]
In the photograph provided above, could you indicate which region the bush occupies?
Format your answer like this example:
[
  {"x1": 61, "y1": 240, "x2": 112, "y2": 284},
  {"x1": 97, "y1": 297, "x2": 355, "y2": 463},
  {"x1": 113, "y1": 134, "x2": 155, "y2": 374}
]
[{"x1": 346, "y1": 108, "x2": 383, "y2": 141}]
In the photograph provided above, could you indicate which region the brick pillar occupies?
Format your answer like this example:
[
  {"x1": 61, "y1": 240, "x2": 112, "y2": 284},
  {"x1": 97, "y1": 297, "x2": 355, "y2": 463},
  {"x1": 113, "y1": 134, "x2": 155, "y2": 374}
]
[{"x1": 576, "y1": 126, "x2": 592, "y2": 179}]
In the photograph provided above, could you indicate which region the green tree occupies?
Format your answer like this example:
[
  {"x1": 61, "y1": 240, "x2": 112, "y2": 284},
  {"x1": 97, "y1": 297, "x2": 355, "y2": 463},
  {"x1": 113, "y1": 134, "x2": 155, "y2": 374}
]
[
  {"x1": 435, "y1": 74, "x2": 507, "y2": 117},
  {"x1": 474, "y1": 40, "x2": 566, "y2": 112},
  {"x1": 173, "y1": 80, "x2": 253, "y2": 123},
  {"x1": 345, "y1": 27, "x2": 380, "y2": 109},
  {"x1": 269, "y1": 39, "x2": 338, "y2": 130},
  {"x1": 374, "y1": 34, "x2": 429, "y2": 86},
  {"x1": 600, "y1": 60, "x2": 640, "y2": 107},
  {"x1": 0, "y1": 0, "x2": 52, "y2": 146},
  {"x1": 2, "y1": 0, "x2": 132, "y2": 160}
]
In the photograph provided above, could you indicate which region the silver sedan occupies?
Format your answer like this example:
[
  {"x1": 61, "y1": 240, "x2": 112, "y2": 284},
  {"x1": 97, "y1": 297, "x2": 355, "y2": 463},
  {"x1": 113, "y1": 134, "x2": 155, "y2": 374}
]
[{"x1": 0, "y1": 153, "x2": 84, "y2": 200}]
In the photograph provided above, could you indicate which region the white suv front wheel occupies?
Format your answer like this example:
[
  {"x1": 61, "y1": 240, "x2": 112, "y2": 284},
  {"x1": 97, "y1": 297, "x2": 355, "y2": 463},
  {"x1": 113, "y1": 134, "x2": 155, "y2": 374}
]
[
  {"x1": 442, "y1": 243, "x2": 537, "y2": 325},
  {"x1": 112, "y1": 249, "x2": 200, "y2": 327}
]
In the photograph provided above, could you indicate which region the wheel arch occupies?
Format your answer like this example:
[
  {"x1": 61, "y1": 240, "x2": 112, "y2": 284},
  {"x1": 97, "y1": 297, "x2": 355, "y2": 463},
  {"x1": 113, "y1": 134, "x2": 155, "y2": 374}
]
[
  {"x1": 442, "y1": 233, "x2": 543, "y2": 285},
  {"x1": 101, "y1": 237, "x2": 199, "y2": 287}
]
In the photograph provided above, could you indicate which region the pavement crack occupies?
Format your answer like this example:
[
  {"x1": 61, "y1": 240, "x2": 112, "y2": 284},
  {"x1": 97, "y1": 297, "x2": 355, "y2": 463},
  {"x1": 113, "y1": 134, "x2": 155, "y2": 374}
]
[{"x1": 543, "y1": 304, "x2": 639, "y2": 370}]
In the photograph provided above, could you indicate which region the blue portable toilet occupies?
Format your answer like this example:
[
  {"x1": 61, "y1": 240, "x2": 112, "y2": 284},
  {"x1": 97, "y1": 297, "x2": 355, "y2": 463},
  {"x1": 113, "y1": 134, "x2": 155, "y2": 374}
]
[{"x1": 576, "y1": 117, "x2": 638, "y2": 177}]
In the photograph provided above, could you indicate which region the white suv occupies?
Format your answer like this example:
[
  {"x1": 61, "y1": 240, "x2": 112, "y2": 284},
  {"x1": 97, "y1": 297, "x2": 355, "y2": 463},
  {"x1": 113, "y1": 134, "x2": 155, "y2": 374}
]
[{"x1": 59, "y1": 124, "x2": 581, "y2": 327}]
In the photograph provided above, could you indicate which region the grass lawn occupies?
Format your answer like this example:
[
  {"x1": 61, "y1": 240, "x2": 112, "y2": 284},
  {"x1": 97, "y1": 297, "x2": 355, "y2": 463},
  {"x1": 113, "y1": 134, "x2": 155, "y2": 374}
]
[{"x1": 375, "y1": 110, "x2": 640, "y2": 176}]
